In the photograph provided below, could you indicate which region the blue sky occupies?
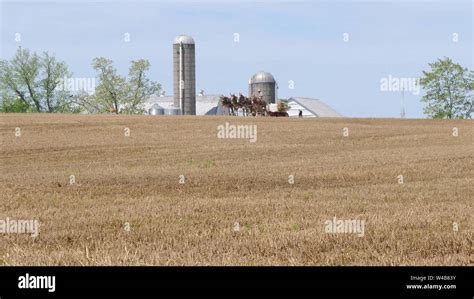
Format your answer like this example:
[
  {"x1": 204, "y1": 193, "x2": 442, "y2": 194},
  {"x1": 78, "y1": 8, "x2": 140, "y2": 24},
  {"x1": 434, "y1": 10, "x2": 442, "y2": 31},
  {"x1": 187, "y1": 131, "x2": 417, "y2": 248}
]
[{"x1": 1, "y1": 0, "x2": 472, "y2": 117}]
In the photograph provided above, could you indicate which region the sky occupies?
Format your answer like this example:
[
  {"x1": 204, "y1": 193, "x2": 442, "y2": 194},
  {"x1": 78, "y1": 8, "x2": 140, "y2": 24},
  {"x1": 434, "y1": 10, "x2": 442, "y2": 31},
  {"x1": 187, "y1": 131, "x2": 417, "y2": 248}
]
[{"x1": 0, "y1": 0, "x2": 472, "y2": 118}]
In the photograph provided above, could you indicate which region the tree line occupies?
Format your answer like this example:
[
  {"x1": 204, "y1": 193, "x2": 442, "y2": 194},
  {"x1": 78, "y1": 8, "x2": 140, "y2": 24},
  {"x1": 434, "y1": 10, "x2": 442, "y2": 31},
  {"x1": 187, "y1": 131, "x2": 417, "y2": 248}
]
[
  {"x1": 0, "y1": 48, "x2": 472, "y2": 118},
  {"x1": 0, "y1": 47, "x2": 160, "y2": 114}
]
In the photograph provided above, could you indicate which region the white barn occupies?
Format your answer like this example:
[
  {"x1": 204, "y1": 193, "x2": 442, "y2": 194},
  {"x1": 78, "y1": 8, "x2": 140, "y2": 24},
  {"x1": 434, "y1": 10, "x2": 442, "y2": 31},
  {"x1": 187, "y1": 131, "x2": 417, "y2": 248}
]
[
  {"x1": 286, "y1": 97, "x2": 342, "y2": 117},
  {"x1": 145, "y1": 94, "x2": 342, "y2": 117}
]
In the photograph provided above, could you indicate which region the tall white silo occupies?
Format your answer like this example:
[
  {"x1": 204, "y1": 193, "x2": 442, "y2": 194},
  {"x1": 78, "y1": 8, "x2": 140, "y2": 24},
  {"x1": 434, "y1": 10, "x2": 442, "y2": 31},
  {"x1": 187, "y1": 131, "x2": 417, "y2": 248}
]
[{"x1": 173, "y1": 35, "x2": 196, "y2": 115}]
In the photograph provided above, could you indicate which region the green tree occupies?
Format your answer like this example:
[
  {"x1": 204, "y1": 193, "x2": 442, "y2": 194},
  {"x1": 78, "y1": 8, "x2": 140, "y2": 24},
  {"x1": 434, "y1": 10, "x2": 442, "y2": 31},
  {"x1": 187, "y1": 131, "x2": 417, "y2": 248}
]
[
  {"x1": 0, "y1": 96, "x2": 30, "y2": 112},
  {"x1": 40, "y1": 52, "x2": 71, "y2": 112},
  {"x1": 91, "y1": 57, "x2": 126, "y2": 113},
  {"x1": 122, "y1": 59, "x2": 160, "y2": 114},
  {"x1": 0, "y1": 47, "x2": 71, "y2": 112},
  {"x1": 420, "y1": 57, "x2": 473, "y2": 119},
  {"x1": 68, "y1": 91, "x2": 101, "y2": 114},
  {"x1": 91, "y1": 58, "x2": 160, "y2": 114}
]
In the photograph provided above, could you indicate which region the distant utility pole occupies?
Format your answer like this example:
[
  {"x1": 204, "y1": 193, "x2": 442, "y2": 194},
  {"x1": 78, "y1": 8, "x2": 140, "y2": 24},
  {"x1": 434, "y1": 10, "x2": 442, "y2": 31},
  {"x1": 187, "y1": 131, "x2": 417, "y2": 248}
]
[{"x1": 400, "y1": 88, "x2": 406, "y2": 118}]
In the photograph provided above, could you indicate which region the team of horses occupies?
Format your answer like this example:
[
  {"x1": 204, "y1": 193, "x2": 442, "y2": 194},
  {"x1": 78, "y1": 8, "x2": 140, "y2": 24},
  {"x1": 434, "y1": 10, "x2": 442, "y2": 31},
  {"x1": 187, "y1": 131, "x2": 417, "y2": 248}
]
[{"x1": 220, "y1": 94, "x2": 289, "y2": 117}]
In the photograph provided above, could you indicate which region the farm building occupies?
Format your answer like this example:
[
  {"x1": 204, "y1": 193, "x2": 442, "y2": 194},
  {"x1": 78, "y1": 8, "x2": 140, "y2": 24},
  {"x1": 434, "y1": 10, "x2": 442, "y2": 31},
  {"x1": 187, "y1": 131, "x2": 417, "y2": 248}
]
[
  {"x1": 145, "y1": 92, "x2": 224, "y2": 116},
  {"x1": 286, "y1": 97, "x2": 342, "y2": 117},
  {"x1": 145, "y1": 94, "x2": 341, "y2": 117},
  {"x1": 145, "y1": 35, "x2": 342, "y2": 117}
]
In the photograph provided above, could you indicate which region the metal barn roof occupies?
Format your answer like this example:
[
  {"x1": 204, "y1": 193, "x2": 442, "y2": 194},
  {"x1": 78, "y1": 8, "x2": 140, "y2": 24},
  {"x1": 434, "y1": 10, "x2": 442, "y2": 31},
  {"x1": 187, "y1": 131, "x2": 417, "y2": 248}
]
[{"x1": 287, "y1": 97, "x2": 342, "y2": 117}]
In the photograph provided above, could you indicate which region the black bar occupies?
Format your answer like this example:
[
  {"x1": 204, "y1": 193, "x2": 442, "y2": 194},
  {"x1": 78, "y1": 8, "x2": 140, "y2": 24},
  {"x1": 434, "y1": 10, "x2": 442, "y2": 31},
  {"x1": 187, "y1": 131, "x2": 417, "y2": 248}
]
[{"x1": 0, "y1": 266, "x2": 472, "y2": 298}]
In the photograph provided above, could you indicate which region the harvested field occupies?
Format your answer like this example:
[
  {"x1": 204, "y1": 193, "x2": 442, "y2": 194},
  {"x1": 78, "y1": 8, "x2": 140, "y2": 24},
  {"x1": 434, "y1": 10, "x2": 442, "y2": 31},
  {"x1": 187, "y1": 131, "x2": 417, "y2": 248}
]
[{"x1": 0, "y1": 114, "x2": 472, "y2": 265}]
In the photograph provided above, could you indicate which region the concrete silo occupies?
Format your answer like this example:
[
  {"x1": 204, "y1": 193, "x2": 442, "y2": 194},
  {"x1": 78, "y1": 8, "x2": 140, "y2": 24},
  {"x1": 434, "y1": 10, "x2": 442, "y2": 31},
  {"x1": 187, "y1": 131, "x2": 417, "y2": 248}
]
[
  {"x1": 173, "y1": 35, "x2": 196, "y2": 115},
  {"x1": 249, "y1": 71, "x2": 276, "y2": 104}
]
